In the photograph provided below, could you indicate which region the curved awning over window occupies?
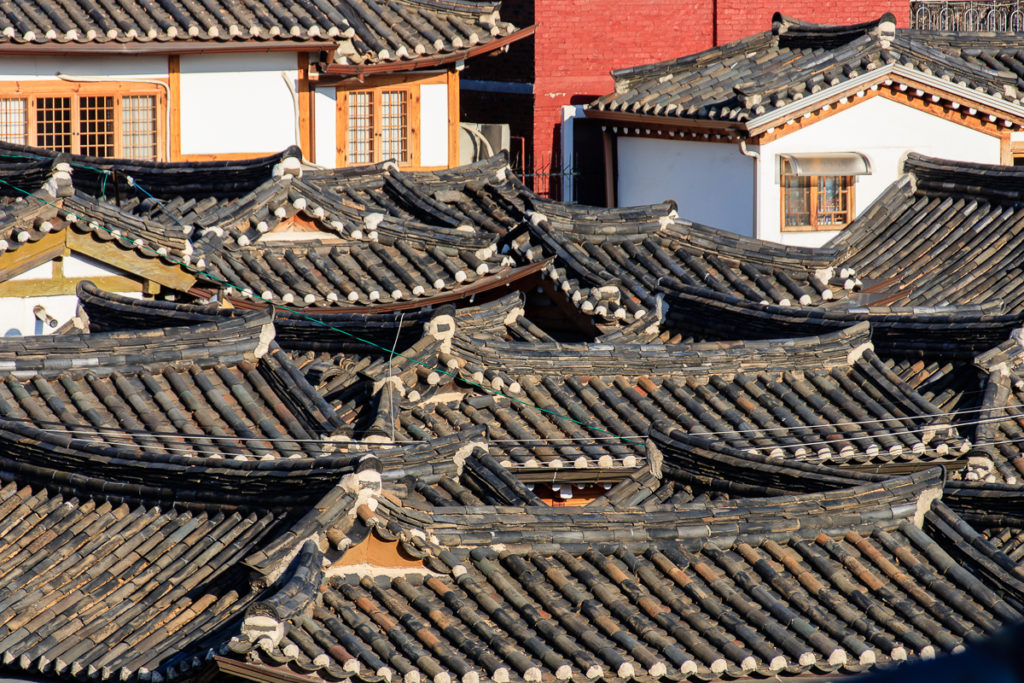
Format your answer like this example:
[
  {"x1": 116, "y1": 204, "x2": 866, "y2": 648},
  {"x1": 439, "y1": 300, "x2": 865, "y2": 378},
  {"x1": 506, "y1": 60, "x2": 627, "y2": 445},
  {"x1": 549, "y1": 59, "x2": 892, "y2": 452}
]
[{"x1": 779, "y1": 152, "x2": 872, "y2": 176}]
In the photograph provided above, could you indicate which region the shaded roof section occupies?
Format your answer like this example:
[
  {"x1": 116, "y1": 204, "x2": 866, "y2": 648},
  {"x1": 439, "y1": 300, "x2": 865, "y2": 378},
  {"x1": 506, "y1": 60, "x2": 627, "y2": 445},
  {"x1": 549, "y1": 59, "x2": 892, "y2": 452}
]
[
  {"x1": 588, "y1": 13, "x2": 1024, "y2": 130},
  {"x1": 0, "y1": 0, "x2": 521, "y2": 68}
]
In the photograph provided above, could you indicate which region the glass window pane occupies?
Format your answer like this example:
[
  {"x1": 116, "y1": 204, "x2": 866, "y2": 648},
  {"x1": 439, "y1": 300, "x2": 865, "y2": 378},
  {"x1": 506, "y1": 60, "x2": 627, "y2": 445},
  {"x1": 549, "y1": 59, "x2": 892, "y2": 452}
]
[
  {"x1": 816, "y1": 175, "x2": 851, "y2": 227},
  {"x1": 380, "y1": 90, "x2": 408, "y2": 163},
  {"x1": 782, "y1": 160, "x2": 811, "y2": 227},
  {"x1": 79, "y1": 96, "x2": 115, "y2": 157},
  {"x1": 35, "y1": 96, "x2": 72, "y2": 152},
  {"x1": 0, "y1": 99, "x2": 27, "y2": 145},
  {"x1": 121, "y1": 95, "x2": 158, "y2": 160},
  {"x1": 347, "y1": 91, "x2": 374, "y2": 165}
]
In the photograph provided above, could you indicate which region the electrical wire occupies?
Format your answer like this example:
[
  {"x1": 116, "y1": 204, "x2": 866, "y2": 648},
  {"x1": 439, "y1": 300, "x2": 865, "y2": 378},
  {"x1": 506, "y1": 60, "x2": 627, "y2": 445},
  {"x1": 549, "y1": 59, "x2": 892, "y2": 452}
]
[{"x1": 2, "y1": 165, "x2": 1024, "y2": 458}]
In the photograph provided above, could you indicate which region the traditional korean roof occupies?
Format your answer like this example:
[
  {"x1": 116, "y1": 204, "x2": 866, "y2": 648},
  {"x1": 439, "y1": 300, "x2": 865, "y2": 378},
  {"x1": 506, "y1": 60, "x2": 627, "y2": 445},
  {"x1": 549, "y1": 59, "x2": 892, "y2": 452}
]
[
  {"x1": 225, "y1": 462, "x2": 1024, "y2": 683},
  {"x1": 588, "y1": 13, "x2": 1024, "y2": 135},
  {"x1": 0, "y1": 308, "x2": 352, "y2": 471},
  {"x1": 0, "y1": 0, "x2": 523, "y2": 71},
  {"x1": 517, "y1": 154, "x2": 1024, "y2": 351}
]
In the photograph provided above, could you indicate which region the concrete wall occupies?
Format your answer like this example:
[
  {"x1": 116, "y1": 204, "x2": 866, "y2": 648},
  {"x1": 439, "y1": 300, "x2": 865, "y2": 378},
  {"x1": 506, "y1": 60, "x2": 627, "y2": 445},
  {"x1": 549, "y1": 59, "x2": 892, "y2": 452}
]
[
  {"x1": 617, "y1": 137, "x2": 755, "y2": 237},
  {"x1": 759, "y1": 95, "x2": 1002, "y2": 246},
  {"x1": 179, "y1": 53, "x2": 298, "y2": 156}
]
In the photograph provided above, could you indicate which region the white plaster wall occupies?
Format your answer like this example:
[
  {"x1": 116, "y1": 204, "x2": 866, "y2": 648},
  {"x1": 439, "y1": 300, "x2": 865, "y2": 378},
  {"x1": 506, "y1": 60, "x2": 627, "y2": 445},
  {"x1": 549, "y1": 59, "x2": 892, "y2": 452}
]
[
  {"x1": 420, "y1": 83, "x2": 448, "y2": 167},
  {"x1": 759, "y1": 95, "x2": 1002, "y2": 246},
  {"x1": 62, "y1": 253, "x2": 125, "y2": 278},
  {"x1": 314, "y1": 87, "x2": 337, "y2": 167},
  {"x1": 0, "y1": 56, "x2": 167, "y2": 80},
  {"x1": 179, "y1": 53, "x2": 298, "y2": 155},
  {"x1": 617, "y1": 137, "x2": 755, "y2": 236},
  {"x1": 0, "y1": 294, "x2": 78, "y2": 336}
]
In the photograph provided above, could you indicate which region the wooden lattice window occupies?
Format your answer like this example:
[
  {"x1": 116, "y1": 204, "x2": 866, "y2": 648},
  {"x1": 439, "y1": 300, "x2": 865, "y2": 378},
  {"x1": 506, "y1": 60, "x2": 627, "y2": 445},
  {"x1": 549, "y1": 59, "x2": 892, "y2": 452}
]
[
  {"x1": 347, "y1": 91, "x2": 375, "y2": 165},
  {"x1": 781, "y1": 159, "x2": 854, "y2": 231},
  {"x1": 340, "y1": 86, "x2": 418, "y2": 167},
  {"x1": 0, "y1": 84, "x2": 164, "y2": 160},
  {"x1": 380, "y1": 90, "x2": 408, "y2": 163}
]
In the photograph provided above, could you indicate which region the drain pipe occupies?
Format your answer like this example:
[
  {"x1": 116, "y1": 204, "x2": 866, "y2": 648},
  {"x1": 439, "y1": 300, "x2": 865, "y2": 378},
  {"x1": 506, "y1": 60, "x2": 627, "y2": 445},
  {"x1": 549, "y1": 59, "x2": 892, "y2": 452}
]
[{"x1": 739, "y1": 139, "x2": 759, "y2": 238}]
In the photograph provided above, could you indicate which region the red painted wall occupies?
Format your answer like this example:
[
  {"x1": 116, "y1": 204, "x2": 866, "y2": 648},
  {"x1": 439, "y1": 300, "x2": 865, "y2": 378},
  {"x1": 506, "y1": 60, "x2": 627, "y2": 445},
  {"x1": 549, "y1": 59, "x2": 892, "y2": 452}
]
[{"x1": 463, "y1": 1, "x2": 910, "y2": 197}]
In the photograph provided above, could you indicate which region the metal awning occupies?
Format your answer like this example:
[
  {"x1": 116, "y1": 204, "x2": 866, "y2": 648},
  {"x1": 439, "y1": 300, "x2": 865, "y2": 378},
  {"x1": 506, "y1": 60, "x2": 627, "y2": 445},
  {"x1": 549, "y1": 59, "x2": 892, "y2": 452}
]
[{"x1": 779, "y1": 152, "x2": 872, "y2": 176}]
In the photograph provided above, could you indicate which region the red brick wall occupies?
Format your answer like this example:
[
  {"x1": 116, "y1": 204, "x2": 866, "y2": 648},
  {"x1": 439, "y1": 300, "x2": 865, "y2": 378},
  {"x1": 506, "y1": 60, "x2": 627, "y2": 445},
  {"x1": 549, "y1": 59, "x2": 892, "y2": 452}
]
[{"x1": 716, "y1": 1, "x2": 911, "y2": 44}]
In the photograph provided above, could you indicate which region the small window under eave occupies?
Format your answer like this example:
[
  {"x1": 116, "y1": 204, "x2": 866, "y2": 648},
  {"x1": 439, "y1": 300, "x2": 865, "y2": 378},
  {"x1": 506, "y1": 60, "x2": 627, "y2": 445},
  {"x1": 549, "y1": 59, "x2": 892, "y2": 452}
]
[{"x1": 778, "y1": 152, "x2": 872, "y2": 177}]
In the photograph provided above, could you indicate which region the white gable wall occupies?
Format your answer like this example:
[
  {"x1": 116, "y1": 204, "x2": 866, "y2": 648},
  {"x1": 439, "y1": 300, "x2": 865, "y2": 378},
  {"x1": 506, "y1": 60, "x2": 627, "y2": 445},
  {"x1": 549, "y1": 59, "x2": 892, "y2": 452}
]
[
  {"x1": 759, "y1": 95, "x2": 1002, "y2": 246},
  {"x1": 179, "y1": 53, "x2": 299, "y2": 156},
  {"x1": 617, "y1": 137, "x2": 755, "y2": 237}
]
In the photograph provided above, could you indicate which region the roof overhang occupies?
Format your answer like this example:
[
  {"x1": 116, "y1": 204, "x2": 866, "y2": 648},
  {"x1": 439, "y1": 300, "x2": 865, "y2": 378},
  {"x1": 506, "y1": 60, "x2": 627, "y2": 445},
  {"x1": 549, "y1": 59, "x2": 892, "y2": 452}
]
[
  {"x1": 588, "y1": 64, "x2": 1024, "y2": 141},
  {"x1": 744, "y1": 64, "x2": 1024, "y2": 137},
  {"x1": 316, "y1": 25, "x2": 536, "y2": 80},
  {"x1": 779, "y1": 152, "x2": 872, "y2": 176},
  {"x1": 0, "y1": 40, "x2": 337, "y2": 55}
]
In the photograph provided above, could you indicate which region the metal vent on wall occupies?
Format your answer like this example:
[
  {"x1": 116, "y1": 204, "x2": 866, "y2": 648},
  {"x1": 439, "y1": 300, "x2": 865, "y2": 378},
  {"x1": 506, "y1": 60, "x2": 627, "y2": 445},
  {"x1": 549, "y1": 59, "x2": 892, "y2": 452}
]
[{"x1": 460, "y1": 123, "x2": 510, "y2": 164}]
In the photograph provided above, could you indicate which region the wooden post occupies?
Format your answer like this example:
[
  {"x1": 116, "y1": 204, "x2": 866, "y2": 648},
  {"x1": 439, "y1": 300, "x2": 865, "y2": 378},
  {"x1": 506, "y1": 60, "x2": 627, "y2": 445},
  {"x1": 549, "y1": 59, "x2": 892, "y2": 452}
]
[
  {"x1": 602, "y1": 128, "x2": 616, "y2": 208},
  {"x1": 168, "y1": 55, "x2": 181, "y2": 161},
  {"x1": 447, "y1": 67, "x2": 460, "y2": 167}
]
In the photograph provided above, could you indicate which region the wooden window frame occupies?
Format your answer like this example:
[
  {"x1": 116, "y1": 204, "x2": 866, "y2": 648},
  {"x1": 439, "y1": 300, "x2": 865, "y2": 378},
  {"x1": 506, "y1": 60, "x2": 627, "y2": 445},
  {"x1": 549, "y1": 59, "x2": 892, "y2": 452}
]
[
  {"x1": 0, "y1": 81, "x2": 166, "y2": 160},
  {"x1": 337, "y1": 83, "x2": 421, "y2": 168},
  {"x1": 780, "y1": 159, "x2": 855, "y2": 232}
]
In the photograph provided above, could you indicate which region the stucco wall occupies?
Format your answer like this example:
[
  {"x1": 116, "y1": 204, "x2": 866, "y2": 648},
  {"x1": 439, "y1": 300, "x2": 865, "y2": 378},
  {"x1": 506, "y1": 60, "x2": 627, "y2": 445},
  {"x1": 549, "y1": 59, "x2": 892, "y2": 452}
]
[
  {"x1": 759, "y1": 95, "x2": 1002, "y2": 246},
  {"x1": 179, "y1": 53, "x2": 298, "y2": 156},
  {"x1": 617, "y1": 137, "x2": 755, "y2": 237},
  {"x1": 0, "y1": 55, "x2": 167, "y2": 80},
  {"x1": 420, "y1": 83, "x2": 449, "y2": 167}
]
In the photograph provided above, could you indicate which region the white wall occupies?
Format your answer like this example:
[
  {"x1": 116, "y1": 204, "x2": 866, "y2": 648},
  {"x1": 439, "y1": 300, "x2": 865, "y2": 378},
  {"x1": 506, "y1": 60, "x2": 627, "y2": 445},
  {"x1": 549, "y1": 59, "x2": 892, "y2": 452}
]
[
  {"x1": 617, "y1": 137, "x2": 755, "y2": 236},
  {"x1": 420, "y1": 83, "x2": 448, "y2": 167},
  {"x1": 314, "y1": 87, "x2": 337, "y2": 167},
  {"x1": 179, "y1": 53, "x2": 298, "y2": 155},
  {"x1": 0, "y1": 294, "x2": 79, "y2": 336},
  {"x1": 759, "y1": 95, "x2": 1002, "y2": 246},
  {"x1": 0, "y1": 55, "x2": 167, "y2": 80}
]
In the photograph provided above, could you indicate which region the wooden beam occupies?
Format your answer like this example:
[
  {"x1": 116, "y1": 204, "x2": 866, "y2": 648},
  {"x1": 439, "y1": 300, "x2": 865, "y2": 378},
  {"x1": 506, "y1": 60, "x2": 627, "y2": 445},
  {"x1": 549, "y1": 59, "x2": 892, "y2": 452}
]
[
  {"x1": 0, "y1": 232, "x2": 65, "y2": 282},
  {"x1": 1001, "y1": 134, "x2": 1013, "y2": 165},
  {"x1": 0, "y1": 274, "x2": 141, "y2": 297},
  {"x1": 602, "y1": 128, "x2": 616, "y2": 208},
  {"x1": 297, "y1": 52, "x2": 314, "y2": 162},
  {"x1": 447, "y1": 67, "x2": 460, "y2": 167},
  {"x1": 168, "y1": 55, "x2": 181, "y2": 161},
  {"x1": 66, "y1": 231, "x2": 197, "y2": 292}
]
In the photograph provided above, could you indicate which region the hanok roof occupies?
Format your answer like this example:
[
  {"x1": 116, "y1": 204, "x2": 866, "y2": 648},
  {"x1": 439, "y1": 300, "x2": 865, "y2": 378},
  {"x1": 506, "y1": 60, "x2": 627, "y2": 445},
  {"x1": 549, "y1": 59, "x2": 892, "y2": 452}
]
[
  {"x1": 225, "y1": 461, "x2": 1024, "y2": 683},
  {"x1": 0, "y1": 0, "x2": 523, "y2": 71},
  {"x1": 588, "y1": 13, "x2": 1024, "y2": 135},
  {"x1": 516, "y1": 154, "x2": 1024, "y2": 352},
  {"x1": 0, "y1": 309, "x2": 352, "y2": 472}
]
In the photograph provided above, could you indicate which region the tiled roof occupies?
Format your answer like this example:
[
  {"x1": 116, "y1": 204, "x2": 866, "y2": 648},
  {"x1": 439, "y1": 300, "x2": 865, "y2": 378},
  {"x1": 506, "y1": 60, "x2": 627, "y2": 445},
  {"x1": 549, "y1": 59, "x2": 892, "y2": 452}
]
[
  {"x1": 589, "y1": 13, "x2": 1024, "y2": 130},
  {"x1": 0, "y1": 0, "x2": 520, "y2": 68},
  {"x1": 0, "y1": 308, "x2": 351, "y2": 475},
  {"x1": 228, "y1": 461, "x2": 1024, "y2": 683}
]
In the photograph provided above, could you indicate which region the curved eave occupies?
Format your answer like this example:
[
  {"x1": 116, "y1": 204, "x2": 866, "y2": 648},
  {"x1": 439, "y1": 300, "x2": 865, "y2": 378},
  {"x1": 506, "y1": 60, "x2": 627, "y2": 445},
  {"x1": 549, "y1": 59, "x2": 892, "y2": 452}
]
[
  {"x1": 0, "y1": 39, "x2": 337, "y2": 55},
  {"x1": 583, "y1": 107, "x2": 747, "y2": 135},
  {"x1": 223, "y1": 257, "x2": 552, "y2": 313},
  {"x1": 317, "y1": 25, "x2": 536, "y2": 79}
]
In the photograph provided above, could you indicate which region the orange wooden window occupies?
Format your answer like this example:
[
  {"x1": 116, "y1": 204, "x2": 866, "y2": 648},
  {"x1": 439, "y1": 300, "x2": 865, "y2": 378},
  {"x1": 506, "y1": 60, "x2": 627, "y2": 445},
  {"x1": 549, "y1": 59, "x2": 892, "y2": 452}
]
[
  {"x1": 781, "y1": 159, "x2": 854, "y2": 231},
  {"x1": 0, "y1": 83, "x2": 164, "y2": 160},
  {"x1": 339, "y1": 85, "x2": 419, "y2": 168}
]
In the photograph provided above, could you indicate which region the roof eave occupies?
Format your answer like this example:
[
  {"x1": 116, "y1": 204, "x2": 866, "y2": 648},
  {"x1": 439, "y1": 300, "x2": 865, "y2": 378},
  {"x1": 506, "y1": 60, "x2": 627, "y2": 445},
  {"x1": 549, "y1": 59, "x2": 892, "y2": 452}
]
[
  {"x1": 316, "y1": 25, "x2": 536, "y2": 79},
  {"x1": 745, "y1": 64, "x2": 1024, "y2": 137},
  {"x1": 583, "y1": 108, "x2": 749, "y2": 135},
  {"x1": 0, "y1": 39, "x2": 336, "y2": 55}
]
